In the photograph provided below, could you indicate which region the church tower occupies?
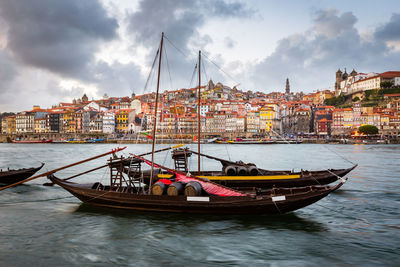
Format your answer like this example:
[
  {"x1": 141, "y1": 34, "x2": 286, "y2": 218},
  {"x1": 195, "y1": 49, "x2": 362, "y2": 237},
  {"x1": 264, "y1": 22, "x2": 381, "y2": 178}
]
[
  {"x1": 285, "y1": 78, "x2": 290, "y2": 94},
  {"x1": 82, "y1": 93, "x2": 88, "y2": 103},
  {"x1": 335, "y1": 69, "x2": 343, "y2": 96}
]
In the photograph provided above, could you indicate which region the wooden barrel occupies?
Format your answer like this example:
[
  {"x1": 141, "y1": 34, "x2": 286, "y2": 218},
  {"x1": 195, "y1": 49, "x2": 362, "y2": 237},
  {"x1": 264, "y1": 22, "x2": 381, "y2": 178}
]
[
  {"x1": 167, "y1": 182, "x2": 184, "y2": 196},
  {"x1": 184, "y1": 181, "x2": 203, "y2": 196},
  {"x1": 237, "y1": 166, "x2": 248, "y2": 176},
  {"x1": 248, "y1": 165, "x2": 259, "y2": 176},
  {"x1": 151, "y1": 181, "x2": 167, "y2": 195},
  {"x1": 91, "y1": 182, "x2": 104, "y2": 190},
  {"x1": 224, "y1": 165, "x2": 236, "y2": 176}
]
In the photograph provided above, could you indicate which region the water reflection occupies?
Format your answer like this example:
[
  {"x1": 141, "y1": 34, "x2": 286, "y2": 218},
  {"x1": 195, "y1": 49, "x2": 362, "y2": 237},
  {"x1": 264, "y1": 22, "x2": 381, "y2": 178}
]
[{"x1": 74, "y1": 203, "x2": 327, "y2": 232}]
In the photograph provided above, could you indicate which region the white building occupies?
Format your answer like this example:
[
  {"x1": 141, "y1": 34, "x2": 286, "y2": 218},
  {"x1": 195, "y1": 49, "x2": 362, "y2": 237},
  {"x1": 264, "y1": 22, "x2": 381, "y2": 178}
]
[{"x1": 102, "y1": 111, "x2": 115, "y2": 134}]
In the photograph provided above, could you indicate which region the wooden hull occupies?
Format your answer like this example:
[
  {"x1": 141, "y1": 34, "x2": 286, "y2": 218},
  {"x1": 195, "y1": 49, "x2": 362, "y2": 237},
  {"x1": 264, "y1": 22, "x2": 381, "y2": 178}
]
[
  {"x1": 49, "y1": 176, "x2": 345, "y2": 215},
  {"x1": 142, "y1": 165, "x2": 357, "y2": 189},
  {"x1": 0, "y1": 164, "x2": 44, "y2": 185},
  {"x1": 11, "y1": 139, "x2": 53, "y2": 143}
]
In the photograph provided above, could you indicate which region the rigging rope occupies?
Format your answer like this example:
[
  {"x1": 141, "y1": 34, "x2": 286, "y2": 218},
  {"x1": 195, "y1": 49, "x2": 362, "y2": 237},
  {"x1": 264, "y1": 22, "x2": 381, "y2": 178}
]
[
  {"x1": 163, "y1": 45, "x2": 174, "y2": 91},
  {"x1": 201, "y1": 52, "x2": 241, "y2": 86}
]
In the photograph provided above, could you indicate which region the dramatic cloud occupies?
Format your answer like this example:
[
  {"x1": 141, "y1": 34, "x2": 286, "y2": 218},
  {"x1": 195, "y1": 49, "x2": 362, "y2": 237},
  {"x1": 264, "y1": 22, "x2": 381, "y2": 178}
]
[
  {"x1": 0, "y1": 48, "x2": 17, "y2": 87},
  {"x1": 313, "y1": 8, "x2": 357, "y2": 38},
  {"x1": 375, "y1": 13, "x2": 400, "y2": 42},
  {"x1": 125, "y1": 0, "x2": 252, "y2": 90},
  {"x1": 0, "y1": 0, "x2": 118, "y2": 80},
  {"x1": 250, "y1": 9, "x2": 400, "y2": 92}
]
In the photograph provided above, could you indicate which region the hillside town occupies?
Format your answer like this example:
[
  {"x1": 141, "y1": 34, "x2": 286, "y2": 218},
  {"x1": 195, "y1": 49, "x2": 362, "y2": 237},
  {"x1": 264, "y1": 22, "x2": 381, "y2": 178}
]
[{"x1": 1, "y1": 69, "x2": 400, "y2": 141}]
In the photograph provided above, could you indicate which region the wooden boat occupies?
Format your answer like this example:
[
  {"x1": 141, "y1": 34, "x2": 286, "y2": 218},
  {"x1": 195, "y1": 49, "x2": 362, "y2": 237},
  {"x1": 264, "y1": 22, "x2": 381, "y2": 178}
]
[
  {"x1": 11, "y1": 139, "x2": 53, "y2": 143},
  {"x1": 0, "y1": 163, "x2": 44, "y2": 185},
  {"x1": 47, "y1": 156, "x2": 347, "y2": 215}
]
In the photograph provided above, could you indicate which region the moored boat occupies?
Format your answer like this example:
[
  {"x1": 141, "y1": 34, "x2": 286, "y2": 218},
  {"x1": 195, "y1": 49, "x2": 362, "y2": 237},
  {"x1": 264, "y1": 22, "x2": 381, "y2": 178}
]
[
  {"x1": 0, "y1": 163, "x2": 45, "y2": 185},
  {"x1": 11, "y1": 139, "x2": 53, "y2": 143},
  {"x1": 48, "y1": 156, "x2": 346, "y2": 215}
]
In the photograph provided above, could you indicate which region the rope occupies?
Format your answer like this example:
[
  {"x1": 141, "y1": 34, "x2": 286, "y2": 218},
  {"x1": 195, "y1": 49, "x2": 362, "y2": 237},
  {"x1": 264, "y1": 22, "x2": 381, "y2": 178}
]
[
  {"x1": 323, "y1": 145, "x2": 356, "y2": 166},
  {"x1": 164, "y1": 35, "x2": 191, "y2": 59},
  {"x1": 163, "y1": 45, "x2": 174, "y2": 91},
  {"x1": 315, "y1": 200, "x2": 371, "y2": 227},
  {"x1": 201, "y1": 52, "x2": 241, "y2": 86},
  {"x1": 0, "y1": 196, "x2": 75, "y2": 206}
]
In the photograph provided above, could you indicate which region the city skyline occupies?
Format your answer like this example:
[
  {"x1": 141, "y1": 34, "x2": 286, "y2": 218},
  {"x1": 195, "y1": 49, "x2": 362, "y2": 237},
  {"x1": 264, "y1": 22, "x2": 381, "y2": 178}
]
[{"x1": 1, "y1": 0, "x2": 400, "y2": 111}]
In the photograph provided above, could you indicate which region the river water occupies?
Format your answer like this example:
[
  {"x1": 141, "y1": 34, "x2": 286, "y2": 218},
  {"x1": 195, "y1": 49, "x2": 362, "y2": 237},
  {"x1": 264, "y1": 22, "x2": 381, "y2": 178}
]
[{"x1": 0, "y1": 143, "x2": 399, "y2": 266}]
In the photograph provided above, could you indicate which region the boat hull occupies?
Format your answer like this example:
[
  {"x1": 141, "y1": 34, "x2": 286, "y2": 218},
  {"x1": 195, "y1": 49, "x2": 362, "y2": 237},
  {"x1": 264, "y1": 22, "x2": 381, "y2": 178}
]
[
  {"x1": 49, "y1": 176, "x2": 345, "y2": 215},
  {"x1": 0, "y1": 164, "x2": 44, "y2": 185},
  {"x1": 11, "y1": 139, "x2": 53, "y2": 143}
]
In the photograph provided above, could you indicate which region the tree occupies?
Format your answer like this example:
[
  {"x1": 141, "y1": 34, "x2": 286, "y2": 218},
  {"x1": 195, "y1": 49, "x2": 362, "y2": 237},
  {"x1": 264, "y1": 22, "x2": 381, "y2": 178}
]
[
  {"x1": 358, "y1": 125, "x2": 379, "y2": 135},
  {"x1": 380, "y1": 81, "x2": 393, "y2": 89},
  {"x1": 352, "y1": 96, "x2": 360, "y2": 102}
]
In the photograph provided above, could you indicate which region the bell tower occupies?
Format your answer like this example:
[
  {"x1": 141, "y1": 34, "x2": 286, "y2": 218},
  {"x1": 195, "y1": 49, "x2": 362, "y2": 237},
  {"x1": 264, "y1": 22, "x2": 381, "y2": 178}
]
[{"x1": 285, "y1": 78, "x2": 290, "y2": 94}]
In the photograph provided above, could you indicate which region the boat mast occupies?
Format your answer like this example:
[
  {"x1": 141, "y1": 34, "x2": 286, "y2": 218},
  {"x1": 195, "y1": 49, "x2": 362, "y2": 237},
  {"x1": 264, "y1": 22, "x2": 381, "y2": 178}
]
[
  {"x1": 197, "y1": 50, "x2": 201, "y2": 174},
  {"x1": 149, "y1": 32, "x2": 164, "y2": 193}
]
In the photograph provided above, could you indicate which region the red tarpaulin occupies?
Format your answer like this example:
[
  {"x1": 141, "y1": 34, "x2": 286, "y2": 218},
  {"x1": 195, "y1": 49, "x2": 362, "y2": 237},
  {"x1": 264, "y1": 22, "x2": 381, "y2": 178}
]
[{"x1": 137, "y1": 156, "x2": 245, "y2": 197}]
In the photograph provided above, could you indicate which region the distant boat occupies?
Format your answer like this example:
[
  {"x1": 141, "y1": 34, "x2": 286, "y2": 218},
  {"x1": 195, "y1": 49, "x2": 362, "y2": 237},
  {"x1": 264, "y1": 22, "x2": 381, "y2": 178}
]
[
  {"x1": 67, "y1": 138, "x2": 105, "y2": 143},
  {"x1": 0, "y1": 163, "x2": 44, "y2": 185},
  {"x1": 12, "y1": 139, "x2": 53, "y2": 143},
  {"x1": 86, "y1": 138, "x2": 104, "y2": 143}
]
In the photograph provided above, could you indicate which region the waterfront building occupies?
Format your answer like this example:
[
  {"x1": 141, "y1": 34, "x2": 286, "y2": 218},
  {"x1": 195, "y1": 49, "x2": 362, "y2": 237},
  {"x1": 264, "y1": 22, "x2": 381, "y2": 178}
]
[
  {"x1": 102, "y1": 110, "x2": 115, "y2": 134},
  {"x1": 34, "y1": 118, "x2": 47, "y2": 133},
  {"x1": 246, "y1": 111, "x2": 260, "y2": 134},
  {"x1": 74, "y1": 109, "x2": 84, "y2": 133},
  {"x1": 61, "y1": 109, "x2": 77, "y2": 133},
  {"x1": 115, "y1": 109, "x2": 134, "y2": 133},
  {"x1": 46, "y1": 112, "x2": 62, "y2": 133},
  {"x1": 353, "y1": 103, "x2": 362, "y2": 128},
  {"x1": 343, "y1": 108, "x2": 354, "y2": 129},
  {"x1": 332, "y1": 108, "x2": 344, "y2": 136},
  {"x1": 89, "y1": 113, "x2": 103, "y2": 133},
  {"x1": 259, "y1": 107, "x2": 275, "y2": 133},
  {"x1": 16, "y1": 111, "x2": 34, "y2": 133},
  {"x1": 1, "y1": 117, "x2": 7, "y2": 134},
  {"x1": 294, "y1": 108, "x2": 311, "y2": 134},
  {"x1": 225, "y1": 113, "x2": 245, "y2": 133},
  {"x1": 7, "y1": 116, "x2": 16, "y2": 134},
  {"x1": 316, "y1": 118, "x2": 331, "y2": 135}
]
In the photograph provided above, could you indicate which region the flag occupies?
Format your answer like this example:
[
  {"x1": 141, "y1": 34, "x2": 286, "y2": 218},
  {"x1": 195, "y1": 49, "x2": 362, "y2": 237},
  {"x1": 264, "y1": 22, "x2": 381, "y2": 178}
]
[{"x1": 141, "y1": 132, "x2": 153, "y2": 140}]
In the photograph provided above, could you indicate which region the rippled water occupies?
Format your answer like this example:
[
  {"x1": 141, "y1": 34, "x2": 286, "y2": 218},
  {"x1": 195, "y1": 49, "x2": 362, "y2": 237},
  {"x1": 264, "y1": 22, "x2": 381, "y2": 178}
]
[{"x1": 0, "y1": 143, "x2": 399, "y2": 266}]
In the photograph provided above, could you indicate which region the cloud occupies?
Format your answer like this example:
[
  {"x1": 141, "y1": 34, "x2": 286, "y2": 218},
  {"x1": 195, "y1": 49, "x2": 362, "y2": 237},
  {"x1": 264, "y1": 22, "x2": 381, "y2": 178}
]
[
  {"x1": 0, "y1": 48, "x2": 17, "y2": 88},
  {"x1": 224, "y1": 37, "x2": 236, "y2": 48},
  {"x1": 90, "y1": 60, "x2": 145, "y2": 96},
  {"x1": 125, "y1": 0, "x2": 252, "y2": 89},
  {"x1": 375, "y1": 13, "x2": 400, "y2": 42},
  {"x1": 126, "y1": 0, "x2": 251, "y2": 49},
  {"x1": 0, "y1": 0, "x2": 118, "y2": 80},
  {"x1": 313, "y1": 8, "x2": 357, "y2": 38},
  {"x1": 249, "y1": 9, "x2": 400, "y2": 92}
]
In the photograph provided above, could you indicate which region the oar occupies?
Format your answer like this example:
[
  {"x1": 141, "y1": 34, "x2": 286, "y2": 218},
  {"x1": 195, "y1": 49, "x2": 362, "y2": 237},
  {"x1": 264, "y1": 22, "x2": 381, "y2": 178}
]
[
  {"x1": 0, "y1": 147, "x2": 126, "y2": 191},
  {"x1": 43, "y1": 144, "x2": 184, "y2": 186}
]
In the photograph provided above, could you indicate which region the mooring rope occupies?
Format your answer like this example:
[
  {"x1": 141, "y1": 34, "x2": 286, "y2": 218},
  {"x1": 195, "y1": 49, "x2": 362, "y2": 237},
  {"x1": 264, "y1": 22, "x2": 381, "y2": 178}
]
[
  {"x1": 314, "y1": 200, "x2": 371, "y2": 227},
  {"x1": 0, "y1": 195, "x2": 75, "y2": 206}
]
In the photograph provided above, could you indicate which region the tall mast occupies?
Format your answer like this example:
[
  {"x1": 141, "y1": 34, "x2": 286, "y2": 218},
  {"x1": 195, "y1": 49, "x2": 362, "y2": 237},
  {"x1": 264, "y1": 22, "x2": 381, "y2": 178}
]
[
  {"x1": 149, "y1": 32, "x2": 164, "y2": 193},
  {"x1": 197, "y1": 50, "x2": 201, "y2": 173}
]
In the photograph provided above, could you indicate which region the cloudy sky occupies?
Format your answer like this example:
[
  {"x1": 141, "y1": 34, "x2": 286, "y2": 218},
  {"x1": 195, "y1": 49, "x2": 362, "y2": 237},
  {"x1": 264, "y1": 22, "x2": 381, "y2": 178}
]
[{"x1": 0, "y1": 0, "x2": 400, "y2": 112}]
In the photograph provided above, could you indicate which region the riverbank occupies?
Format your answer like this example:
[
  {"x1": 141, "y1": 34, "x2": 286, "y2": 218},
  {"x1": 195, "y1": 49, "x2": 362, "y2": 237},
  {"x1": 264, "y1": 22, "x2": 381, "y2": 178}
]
[{"x1": 1, "y1": 133, "x2": 399, "y2": 144}]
